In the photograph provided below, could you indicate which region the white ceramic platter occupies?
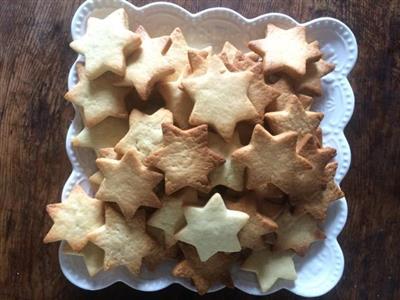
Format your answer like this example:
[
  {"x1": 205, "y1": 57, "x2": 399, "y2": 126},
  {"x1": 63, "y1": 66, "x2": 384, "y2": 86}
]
[{"x1": 60, "y1": 0, "x2": 357, "y2": 297}]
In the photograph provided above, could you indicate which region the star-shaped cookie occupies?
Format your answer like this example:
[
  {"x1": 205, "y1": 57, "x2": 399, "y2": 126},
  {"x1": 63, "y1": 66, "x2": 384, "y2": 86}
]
[
  {"x1": 265, "y1": 95, "x2": 323, "y2": 138},
  {"x1": 219, "y1": 46, "x2": 281, "y2": 121},
  {"x1": 62, "y1": 242, "x2": 104, "y2": 276},
  {"x1": 88, "y1": 207, "x2": 156, "y2": 275},
  {"x1": 147, "y1": 188, "x2": 198, "y2": 248},
  {"x1": 72, "y1": 117, "x2": 128, "y2": 152},
  {"x1": 70, "y1": 9, "x2": 141, "y2": 79},
  {"x1": 232, "y1": 124, "x2": 312, "y2": 193},
  {"x1": 295, "y1": 58, "x2": 335, "y2": 96},
  {"x1": 173, "y1": 243, "x2": 238, "y2": 295},
  {"x1": 116, "y1": 26, "x2": 174, "y2": 100},
  {"x1": 248, "y1": 24, "x2": 322, "y2": 77},
  {"x1": 274, "y1": 210, "x2": 325, "y2": 256},
  {"x1": 159, "y1": 49, "x2": 210, "y2": 129},
  {"x1": 208, "y1": 132, "x2": 245, "y2": 191},
  {"x1": 144, "y1": 124, "x2": 224, "y2": 195},
  {"x1": 43, "y1": 185, "x2": 104, "y2": 251},
  {"x1": 226, "y1": 196, "x2": 277, "y2": 250},
  {"x1": 96, "y1": 150, "x2": 163, "y2": 218},
  {"x1": 296, "y1": 163, "x2": 344, "y2": 220},
  {"x1": 289, "y1": 133, "x2": 336, "y2": 198},
  {"x1": 241, "y1": 249, "x2": 297, "y2": 292},
  {"x1": 65, "y1": 64, "x2": 129, "y2": 128},
  {"x1": 182, "y1": 55, "x2": 259, "y2": 141},
  {"x1": 175, "y1": 193, "x2": 249, "y2": 261},
  {"x1": 114, "y1": 108, "x2": 173, "y2": 159}
]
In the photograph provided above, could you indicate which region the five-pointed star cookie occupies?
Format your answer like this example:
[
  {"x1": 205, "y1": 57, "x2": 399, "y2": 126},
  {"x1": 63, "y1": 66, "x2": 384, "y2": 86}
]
[
  {"x1": 232, "y1": 124, "x2": 312, "y2": 193},
  {"x1": 88, "y1": 207, "x2": 156, "y2": 275},
  {"x1": 70, "y1": 9, "x2": 141, "y2": 79},
  {"x1": 116, "y1": 26, "x2": 174, "y2": 100},
  {"x1": 65, "y1": 64, "x2": 130, "y2": 128},
  {"x1": 43, "y1": 185, "x2": 104, "y2": 251},
  {"x1": 248, "y1": 24, "x2": 322, "y2": 77},
  {"x1": 207, "y1": 132, "x2": 245, "y2": 191},
  {"x1": 295, "y1": 58, "x2": 335, "y2": 96},
  {"x1": 274, "y1": 210, "x2": 325, "y2": 256},
  {"x1": 147, "y1": 188, "x2": 198, "y2": 248},
  {"x1": 182, "y1": 55, "x2": 259, "y2": 141},
  {"x1": 173, "y1": 243, "x2": 238, "y2": 295},
  {"x1": 96, "y1": 150, "x2": 163, "y2": 218},
  {"x1": 144, "y1": 124, "x2": 224, "y2": 195},
  {"x1": 62, "y1": 242, "x2": 104, "y2": 277},
  {"x1": 226, "y1": 196, "x2": 278, "y2": 250},
  {"x1": 265, "y1": 95, "x2": 323, "y2": 138},
  {"x1": 114, "y1": 108, "x2": 173, "y2": 159},
  {"x1": 241, "y1": 249, "x2": 297, "y2": 292},
  {"x1": 175, "y1": 193, "x2": 249, "y2": 261},
  {"x1": 72, "y1": 117, "x2": 128, "y2": 152}
]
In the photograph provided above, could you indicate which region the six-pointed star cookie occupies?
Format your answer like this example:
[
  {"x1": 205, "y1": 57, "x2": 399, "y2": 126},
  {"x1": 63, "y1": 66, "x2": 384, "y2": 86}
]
[
  {"x1": 88, "y1": 207, "x2": 156, "y2": 275},
  {"x1": 295, "y1": 58, "x2": 335, "y2": 96},
  {"x1": 182, "y1": 55, "x2": 259, "y2": 141},
  {"x1": 226, "y1": 195, "x2": 278, "y2": 250},
  {"x1": 72, "y1": 117, "x2": 129, "y2": 152},
  {"x1": 116, "y1": 26, "x2": 174, "y2": 100},
  {"x1": 70, "y1": 9, "x2": 141, "y2": 79},
  {"x1": 248, "y1": 24, "x2": 322, "y2": 77},
  {"x1": 147, "y1": 188, "x2": 198, "y2": 248},
  {"x1": 144, "y1": 124, "x2": 224, "y2": 195},
  {"x1": 274, "y1": 210, "x2": 325, "y2": 256},
  {"x1": 241, "y1": 249, "x2": 297, "y2": 292},
  {"x1": 65, "y1": 64, "x2": 130, "y2": 128},
  {"x1": 175, "y1": 193, "x2": 249, "y2": 261},
  {"x1": 96, "y1": 150, "x2": 163, "y2": 218},
  {"x1": 114, "y1": 108, "x2": 173, "y2": 159},
  {"x1": 173, "y1": 243, "x2": 238, "y2": 295},
  {"x1": 208, "y1": 132, "x2": 245, "y2": 191},
  {"x1": 232, "y1": 124, "x2": 312, "y2": 193},
  {"x1": 62, "y1": 242, "x2": 104, "y2": 277},
  {"x1": 265, "y1": 95, "x2": 323, "y2": 138},
  {"x1": 43, "y1": 185, "x2": 104, "y2": 251}
]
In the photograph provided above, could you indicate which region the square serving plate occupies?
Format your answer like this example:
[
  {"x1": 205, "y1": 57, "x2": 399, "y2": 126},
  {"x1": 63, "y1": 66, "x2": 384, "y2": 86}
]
[{"x1": 60, "y1": 0, "x2": 357, "y2": 297}]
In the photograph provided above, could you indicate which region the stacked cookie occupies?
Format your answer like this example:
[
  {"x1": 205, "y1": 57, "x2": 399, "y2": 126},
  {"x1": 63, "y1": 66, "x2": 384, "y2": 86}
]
[{"x1": 44, "y1": 9, "x2": 344, "y2": 294}]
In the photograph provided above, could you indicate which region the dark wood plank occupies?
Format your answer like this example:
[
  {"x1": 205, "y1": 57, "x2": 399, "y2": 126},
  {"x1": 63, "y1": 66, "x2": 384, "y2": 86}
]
[{"x1": 0, "y1": 0, "x2": 399, "y2": 299}]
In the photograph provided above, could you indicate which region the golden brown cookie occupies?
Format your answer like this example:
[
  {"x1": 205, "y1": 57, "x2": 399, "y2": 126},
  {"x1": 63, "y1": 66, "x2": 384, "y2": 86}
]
[
  {"x1": 248, "y1": 24, "x2": 322, "y2": 77},
  {"x1": 226, "y1": 195, "x2": 277, "y2": 250},
  {"x1": 232, "y1": 124, "x2": 312, "y2": 193},
  {"x1": 116, "y1": 26, "x2": 174, "y2": 100},
  {"x1": 265, "y1": 95, "x2": 323, "y2": 138},
  {"x1": 172, "y1": 243, "x2": 238, "y2": 295},
  {"x1": 43, "y1": 185, "x2": 104, "y2": 251},
  {"x1": 295, "y1": 58, "x2": 335, "y2": 96},
  {"x1": 274, "y1": 210, "x2": 325, "y2": 256},
  {"x1": 181, "y1": 55, "x2": 258, "y2": 141},
  {"x1": 88, "y1": 207, "x2": 156, "y2": 275},
  {"x1": 144, "y1": 124, "x2": 224, "y2": 194},
  {"x1": 96, "y1": 150, "x2": 163, "y2": 218},
  {"x1": 114, "y1": 108, "x2": 173, "y2": 159}
]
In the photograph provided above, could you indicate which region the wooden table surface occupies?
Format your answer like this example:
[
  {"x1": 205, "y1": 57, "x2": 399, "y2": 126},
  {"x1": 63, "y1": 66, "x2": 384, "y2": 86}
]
[{"x1": 1, "y1": 0, "x2": 399, "y2": 299}]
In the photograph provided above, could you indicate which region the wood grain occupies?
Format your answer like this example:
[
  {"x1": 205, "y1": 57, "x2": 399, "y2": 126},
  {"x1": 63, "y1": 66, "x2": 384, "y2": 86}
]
[{"x1": 0, "y1": 0, "x2": 399, "y2": 299}]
